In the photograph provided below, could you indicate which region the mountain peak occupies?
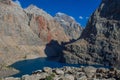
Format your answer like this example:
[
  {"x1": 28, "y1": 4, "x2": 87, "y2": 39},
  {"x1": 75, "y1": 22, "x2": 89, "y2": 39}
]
[
  {"x1": 25, "y1": 4, "x2": 53, "y2": 20},
  {"x1": 56, "y1": 12, "x2": 66, "y2": 16},
  {"x1": 27, "y1": 4, "x2": 39, "y2": 10},
  {"x1": 99, "y1": 0, "x2": 120, "y2": 20},
  {"x1": 54, "y1": 12, "x2": 83, "y2": 40},
  {"x1": 56, "y1": 12, "x2": 75, "y2": 21},
  {"x1": 62, "y1": 0, "x2": 120, "y2": 68}
]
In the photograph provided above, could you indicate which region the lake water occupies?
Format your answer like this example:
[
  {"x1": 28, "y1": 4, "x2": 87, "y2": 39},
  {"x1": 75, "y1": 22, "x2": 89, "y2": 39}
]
[
  {"x1": 11, "y1": 57, "x2": 81, "y2": 77},
  {"x1": 11, "y1": 57, "x2": 109, "y2": 77}
]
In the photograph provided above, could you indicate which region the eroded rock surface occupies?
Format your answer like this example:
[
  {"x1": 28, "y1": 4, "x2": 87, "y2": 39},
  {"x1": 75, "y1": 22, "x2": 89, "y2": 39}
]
[
  {"x1": 0, "y1": 1, "x2": 44, "y2": 66},
  {"x1": 0, "y1": 1, "x2": 69, "y2": 66},
  {"x1": 25, "y1": 5, "x2": 69, "y2": 43},
  {"x1": 54, "y1": 12, "x2": 83, "y2": 40},
  {"x1": 62, "y1": 0, "x2": 120, "y2": 68}
]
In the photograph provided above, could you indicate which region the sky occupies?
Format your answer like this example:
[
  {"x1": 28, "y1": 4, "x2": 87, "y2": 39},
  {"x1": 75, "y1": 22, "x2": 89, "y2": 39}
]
[{"x1": 13, "y1": 0, "x2": 101, "y2": 27}]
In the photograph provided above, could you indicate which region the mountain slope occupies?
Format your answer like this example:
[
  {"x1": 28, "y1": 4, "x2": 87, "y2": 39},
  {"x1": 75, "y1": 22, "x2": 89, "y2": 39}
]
[
  {"x1": 25, "y1": 5, "x2": 69, "y2": 43},
  {"x1": 54, "y1": 12, "x2": 83, "y2": 40},
  {"x1": 0, "y1": 1, "x2": 45, "y2": 65},
  {"x1": 0, "y1": 1, "x2": 69, "y2": 66},
  {"x1": 62, "y1": 0, "x2": 120, "y2": 68}
]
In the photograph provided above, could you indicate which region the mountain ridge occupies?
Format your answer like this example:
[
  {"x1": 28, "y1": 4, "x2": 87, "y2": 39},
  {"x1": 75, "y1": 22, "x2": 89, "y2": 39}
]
[
  {"x1": 62, "y1": 0, "x2": 120, "y2": 68},
  {"x1": 0, "y1": 0, "x2": 82, "y2": 67}
]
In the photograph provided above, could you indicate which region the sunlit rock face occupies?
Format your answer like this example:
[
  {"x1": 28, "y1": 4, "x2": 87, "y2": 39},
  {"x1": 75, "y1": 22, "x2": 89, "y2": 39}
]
[
  {"x1": 0, "y1": 1, "x2": 47, "y2": 65},
  {"x1": 25, "y1": 5, "x2": 69, "y2": 44},
  {"x1": 62, "y1": 0, "x2": 120, "y2": 68},
  {"x1": 0, "y1": 1, "x2": 69, "y2": 65},
  {"x1": 54, "y1": 12, "x2": 83, "y2": 40}
]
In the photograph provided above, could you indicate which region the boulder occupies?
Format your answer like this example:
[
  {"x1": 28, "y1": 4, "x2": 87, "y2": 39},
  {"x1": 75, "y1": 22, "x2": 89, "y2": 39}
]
[
  {"x1": 43, "y1": 67, "x2": 52, "y2": 73},
  {"x1": 83, "y1": 66, "x2": 96, "y2": 78},
  {"x1": 55, "y1": 69, "x2": 64, "y2": 75}
]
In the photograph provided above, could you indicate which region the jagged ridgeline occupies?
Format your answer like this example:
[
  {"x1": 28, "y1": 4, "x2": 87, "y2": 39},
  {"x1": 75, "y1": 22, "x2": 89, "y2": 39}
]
[{"x1": 62, "y1": 0, "x2": 120, "y2": 68}]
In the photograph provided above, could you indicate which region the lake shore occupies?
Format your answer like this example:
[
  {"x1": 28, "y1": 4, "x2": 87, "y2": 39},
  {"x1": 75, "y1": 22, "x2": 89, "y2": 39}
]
[
  {"x1": 0, "y1": 67, "x2": 19, "y2": 78},
  {"x1": 2, "y1": 66, "x2": 120, "y2": 80}
]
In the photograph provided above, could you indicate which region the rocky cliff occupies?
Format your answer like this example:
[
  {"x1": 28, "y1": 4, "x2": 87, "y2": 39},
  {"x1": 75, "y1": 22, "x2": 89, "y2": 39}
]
[
  {"x1": 0, "y1": 0, "x2": 69, "y2": 66},
  {"x1": 0, "y1": 0, "x2": 43, "y2": 65},
  {"x1": 25, "y1": 5, "x2": 69, "y2": 43},
  {"x1": 62, "y1": 0, "x2": 120, "y2": 68},
  {"x1": 54, "y1": 12, "x2": 83, "y2": 40}
]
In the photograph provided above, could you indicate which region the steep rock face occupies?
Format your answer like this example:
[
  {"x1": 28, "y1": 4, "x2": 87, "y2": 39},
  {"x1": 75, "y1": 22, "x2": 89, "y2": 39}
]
[
  {"x1": 0, "y1": 1, "x2": 70, "y2": 66},
  {"x1": 25, "y1": 5, "x2": 69, "y2": 43},
  {"x1": 0, "y1": 1, "x2": 46, "y2": 65},
  {"x1": 63, "y1": 0, "x2": 120, "y2": 68},
  {"x1": 54, "y1": 12, "x2": 83, "y2": 40}
]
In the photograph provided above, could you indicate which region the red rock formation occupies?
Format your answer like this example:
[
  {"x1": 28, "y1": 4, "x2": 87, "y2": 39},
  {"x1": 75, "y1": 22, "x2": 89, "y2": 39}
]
[
  {"x1": 36, "y1": 16, "x2": 52, "y2": 43},
  {"x1": 25, "y1": 5, "x2": 69, "y2": 44},
  {"x1": 36, "y1": 16, "x2": 47, "y2": 31}
]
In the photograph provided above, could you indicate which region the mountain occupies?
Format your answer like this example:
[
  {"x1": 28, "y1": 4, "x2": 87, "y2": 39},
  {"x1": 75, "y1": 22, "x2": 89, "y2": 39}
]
[
  {"x1": 25, "y1": 5, "x2": 69, "y2": 43},
  {"x1": 0, "y1": 1, "x2": 69, "y2": 66},
  {"x1": 62, "y1": 0, "x2": 120, "y2": 68},
  {"x1": 0, "y1": 0, "x2": 43, "y2": 65},
  {"x1": 54, "y1": 12, "x2": 83, "y2": 40}
]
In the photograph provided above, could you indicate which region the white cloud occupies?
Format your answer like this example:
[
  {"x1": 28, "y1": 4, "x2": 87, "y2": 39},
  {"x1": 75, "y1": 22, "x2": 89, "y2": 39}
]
[
  {"x1": 14, "y1": 0, "x2": 21, "y2": 7},
  {"x1": 79, "y1": 16, "x2": 83, "y2": 19}
]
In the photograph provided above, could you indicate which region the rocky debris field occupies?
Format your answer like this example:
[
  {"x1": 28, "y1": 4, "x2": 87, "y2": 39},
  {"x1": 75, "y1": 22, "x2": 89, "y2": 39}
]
[{"x1": 2, "y1": 66, "x2": 120, "y2": 80}]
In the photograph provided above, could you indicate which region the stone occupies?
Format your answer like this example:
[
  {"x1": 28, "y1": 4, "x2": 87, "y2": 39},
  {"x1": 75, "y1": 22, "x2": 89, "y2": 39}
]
[
  {"x1": 2, "y1": 66, "x2": 120, "y2": 80},
  {"x1": 38, "y1": 73, "x2": 48, "y2": 79},
  {"x1": 76, "y1": 76, "x2": 87, "y2": 80},
  {"x1": 64, "y1": 74, "x2": 74, "y2": 80},
  {"x1": 21, "y1": 74, "x2": 48, "y2": 80},
  {"x1": 32, "y1": 70, "x2": 42, "y2": 75},
  {"x1": 55, "y1": 69, "x2": 64, "y2": 75},
  {"x1": 63, "y1": 66, "x2": 72, "y2": 73},
  {"x1": 43, "y1": 67, "x2": 52, "y2": 73},
  {"x1": 83, "y1": 66, "x2": 96, "y2": 78},
  {"x1": 83, "y1": 66, "x2": 97, "y2": 73},
  {"x1": 58, "y1": 77, "x2": 70, "y2": 80},
  {"x1": 76, "y1": 72, "x2": 86, "y2": 78},
  {"x1": 21, "y1": 75, "x2": 31, "y2": 80}
]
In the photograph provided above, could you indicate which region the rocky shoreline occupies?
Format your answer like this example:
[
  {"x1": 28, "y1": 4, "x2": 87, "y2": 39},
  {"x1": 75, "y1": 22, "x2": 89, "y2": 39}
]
[{"x1": 2, "y1": 66, "x2": 120, "y2": 80}]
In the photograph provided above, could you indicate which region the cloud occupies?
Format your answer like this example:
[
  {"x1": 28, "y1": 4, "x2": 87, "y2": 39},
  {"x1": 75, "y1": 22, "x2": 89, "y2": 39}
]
[
  {"x1": 79, "y1": 16, "x2": 83, "y2": 19},
  {"x1": 14, "y1": 0, "x2": 21, "y2": 7}
]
